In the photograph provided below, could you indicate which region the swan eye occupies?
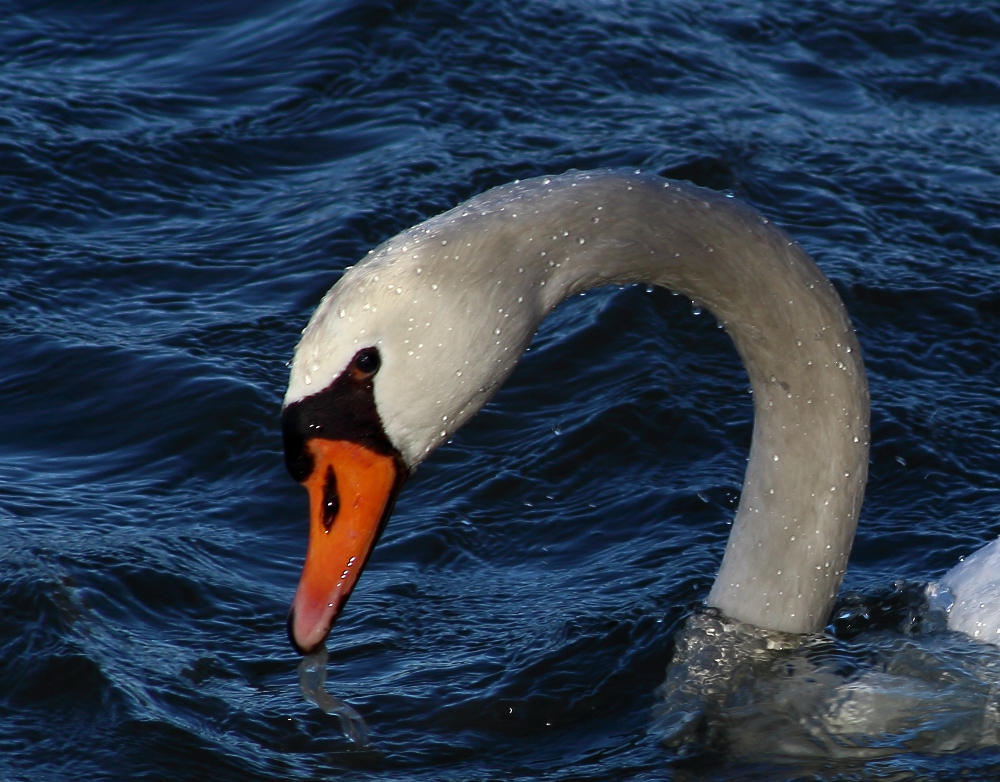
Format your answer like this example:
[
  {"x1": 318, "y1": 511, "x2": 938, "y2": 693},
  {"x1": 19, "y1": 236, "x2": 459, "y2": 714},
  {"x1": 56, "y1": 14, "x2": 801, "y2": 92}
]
[{"x1": 351, "y1": 347, "x2": 380, "y2": 379}]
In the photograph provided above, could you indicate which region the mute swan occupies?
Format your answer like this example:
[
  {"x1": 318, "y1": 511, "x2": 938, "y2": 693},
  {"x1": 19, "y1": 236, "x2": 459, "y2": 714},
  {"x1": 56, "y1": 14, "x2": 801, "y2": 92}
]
[{"x1": 280, "y1": 169, "x2": 997, "y2": 663}]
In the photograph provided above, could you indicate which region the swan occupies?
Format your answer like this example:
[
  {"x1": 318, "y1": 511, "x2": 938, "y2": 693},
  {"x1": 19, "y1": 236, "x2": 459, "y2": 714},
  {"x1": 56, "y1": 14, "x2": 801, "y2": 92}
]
[{"x1": 280, "y1": 169, "x2": 998, "y2": 664}]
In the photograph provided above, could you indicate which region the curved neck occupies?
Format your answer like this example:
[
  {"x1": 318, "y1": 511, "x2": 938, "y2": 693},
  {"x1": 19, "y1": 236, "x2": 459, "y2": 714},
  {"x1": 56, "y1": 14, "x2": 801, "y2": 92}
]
[
  {"x1": 322, "y1": 170, "x2": 870, "y2": 634},
  {"x1": 456, "y1": 171, "x2": 869, "y2": 633}
]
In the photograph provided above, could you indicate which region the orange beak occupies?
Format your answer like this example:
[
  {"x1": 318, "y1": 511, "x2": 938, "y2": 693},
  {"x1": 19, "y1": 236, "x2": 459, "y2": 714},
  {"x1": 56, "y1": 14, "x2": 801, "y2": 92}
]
[{"x1": 288, "y1": 438, "x2": 403, "y2": 653}]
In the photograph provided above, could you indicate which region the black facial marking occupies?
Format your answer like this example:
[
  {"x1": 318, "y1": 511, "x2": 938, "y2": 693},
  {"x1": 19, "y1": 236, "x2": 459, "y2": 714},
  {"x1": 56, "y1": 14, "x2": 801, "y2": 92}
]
[
  {"x1": 321, "y1": 465, "x2": 339, "y2": 530},
  {"x1": 281, "y1": 346, "x2": 398, "y2": 482}
]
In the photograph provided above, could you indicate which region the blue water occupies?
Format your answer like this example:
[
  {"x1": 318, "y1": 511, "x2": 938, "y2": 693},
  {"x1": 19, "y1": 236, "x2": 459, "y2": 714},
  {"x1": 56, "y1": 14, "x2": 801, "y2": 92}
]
[{"x1": 2, "y1": 1, "x2": 1000, "y2": 779}]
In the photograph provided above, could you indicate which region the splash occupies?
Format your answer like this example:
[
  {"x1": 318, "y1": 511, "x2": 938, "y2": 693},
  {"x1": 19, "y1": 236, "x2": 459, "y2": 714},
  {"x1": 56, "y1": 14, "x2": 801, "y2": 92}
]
[{"x1": 655, "y1": 603, "x2": 1000, "y2": 761}]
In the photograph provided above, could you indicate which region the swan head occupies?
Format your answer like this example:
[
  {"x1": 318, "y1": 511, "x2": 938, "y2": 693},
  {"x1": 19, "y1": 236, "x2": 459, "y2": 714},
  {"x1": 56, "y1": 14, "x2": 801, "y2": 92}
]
[{"x1": 281, "y1": 195, "x2": 550, "y2": 653}]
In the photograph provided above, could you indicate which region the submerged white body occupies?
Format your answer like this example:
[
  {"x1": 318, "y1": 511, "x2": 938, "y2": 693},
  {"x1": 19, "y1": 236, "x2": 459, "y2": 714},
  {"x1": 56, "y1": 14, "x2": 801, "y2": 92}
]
[{"x1": 934, "y1": 538, "x2": 1000, "y2": 642}]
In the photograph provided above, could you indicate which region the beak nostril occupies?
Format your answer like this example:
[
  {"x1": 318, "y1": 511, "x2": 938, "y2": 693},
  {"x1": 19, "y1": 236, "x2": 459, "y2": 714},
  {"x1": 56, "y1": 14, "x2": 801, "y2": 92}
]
[{"x1": 322, "y1": 466, "x2": 339, "y2": 531}]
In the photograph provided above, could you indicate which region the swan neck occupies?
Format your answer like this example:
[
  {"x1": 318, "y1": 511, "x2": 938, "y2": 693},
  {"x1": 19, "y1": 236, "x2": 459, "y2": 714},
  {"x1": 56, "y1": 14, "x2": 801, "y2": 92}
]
[
  {"x1": 526, "y1": 173, "x2": 869, "y2": 634},
  {"x1": 318, "y1": 170, "x2": 870, "y2": 635}
]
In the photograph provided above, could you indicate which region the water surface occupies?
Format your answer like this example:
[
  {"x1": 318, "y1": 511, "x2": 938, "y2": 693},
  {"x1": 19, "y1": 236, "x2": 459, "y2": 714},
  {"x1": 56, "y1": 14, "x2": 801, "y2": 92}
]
[{"x1": 2, "y1": 1, "x2": 1000, "y2": 779}]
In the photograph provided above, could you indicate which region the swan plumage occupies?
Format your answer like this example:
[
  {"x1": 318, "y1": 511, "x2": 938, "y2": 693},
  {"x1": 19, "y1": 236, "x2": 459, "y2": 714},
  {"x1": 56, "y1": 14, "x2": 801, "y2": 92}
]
[{"x1": 280, "y1": 169, "x2": 997, "y2": 660}]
